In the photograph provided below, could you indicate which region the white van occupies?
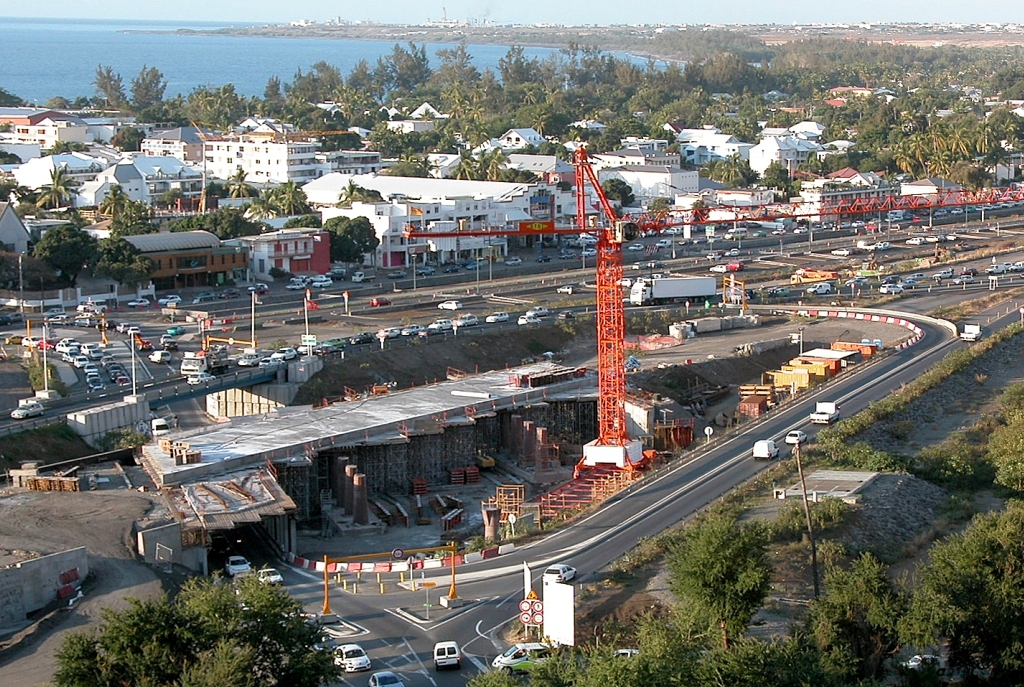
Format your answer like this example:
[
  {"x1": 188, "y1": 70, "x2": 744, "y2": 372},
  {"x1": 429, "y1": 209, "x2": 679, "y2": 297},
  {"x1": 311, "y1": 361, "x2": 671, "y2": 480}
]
[
  {"x1": 805, "y1": 282, "x2": 833, "y2": 295},
  {"x1": 752, "y1": 439, "x2": 779, "y2": 460},
  {"x1": 351, "y1": 271, "x2": 366, "y2": 283},
  {"x1": 433, "y1": 641, "x2": 461, "y2": 670},
  {"x1": 151, "y1": 417, "x2": 171, "y2": 437}
]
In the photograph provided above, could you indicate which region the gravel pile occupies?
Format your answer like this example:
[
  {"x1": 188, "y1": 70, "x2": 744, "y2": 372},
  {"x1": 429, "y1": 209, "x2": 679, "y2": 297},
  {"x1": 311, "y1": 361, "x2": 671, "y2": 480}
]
[{"x1": 842, "y1": 474, "x2": 948, "y2": 558}]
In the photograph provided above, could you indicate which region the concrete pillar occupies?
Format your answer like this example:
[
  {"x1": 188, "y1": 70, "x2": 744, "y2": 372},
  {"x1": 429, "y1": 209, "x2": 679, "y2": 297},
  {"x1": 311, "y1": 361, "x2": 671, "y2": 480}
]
[
  {"x1": 344, "y1": 464, "x2": 358, "y2": 515},
  {"x1": 482, "y1": 505, "x2": 501, "y2": 541},
  {"x1": 523, "y1": 420, "x2": 535, "y2": 460},
  {"x1": 352, "y1": 473, "x2": 369, "y2": 526},
  {"x1": 332, "y1": 456, "x2": 349, "y2": 508}
]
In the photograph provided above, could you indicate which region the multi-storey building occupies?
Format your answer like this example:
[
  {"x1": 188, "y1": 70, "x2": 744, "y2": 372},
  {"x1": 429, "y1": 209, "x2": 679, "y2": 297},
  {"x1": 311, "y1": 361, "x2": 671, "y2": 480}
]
[{"x1": 203, "y1": 136, "x2": 320, "y2": 184}]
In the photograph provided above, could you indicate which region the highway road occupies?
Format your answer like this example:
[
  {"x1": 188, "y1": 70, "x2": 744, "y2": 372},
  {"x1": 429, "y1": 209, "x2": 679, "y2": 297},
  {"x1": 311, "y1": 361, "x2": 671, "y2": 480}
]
[{"x1": 265, "y1": 301, "x2": 1021, "y2": 687}]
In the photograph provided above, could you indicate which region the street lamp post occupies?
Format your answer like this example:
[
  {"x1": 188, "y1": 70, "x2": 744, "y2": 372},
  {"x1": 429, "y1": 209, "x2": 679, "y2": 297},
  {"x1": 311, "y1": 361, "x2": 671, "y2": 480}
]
[{"x1": 41, "y1": 322, "x2": 49, "y2": 394}]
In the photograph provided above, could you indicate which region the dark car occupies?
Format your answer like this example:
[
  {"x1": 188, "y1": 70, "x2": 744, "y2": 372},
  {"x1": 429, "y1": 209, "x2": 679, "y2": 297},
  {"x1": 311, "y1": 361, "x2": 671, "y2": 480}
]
[
  {"x1": 556, "y1": 311, "x2": 576, "y2": 321},
  {"x1": 349, "y1": 332, "x2": 374, "y2": 345},
  {"x1": 219, "y1": 289, "x2": 241, "y2": 299},
  {"x1": 370, "y1": 297, "x2": 391, "y2": 307},
  {"x1": 386, "y1": 270, "x2": 407, "y2": 279},
  {"x1": 959, "y1": 267, "x2": 978, "y2": 277},
  {"x1": 442, "y1": 265, "x2": 461, "y2": 273},
  {"x1": 535, "y1": 255, "x2": 552, "y2": 263},
  {"x1": 162, "y1": 340, "x2": 179, "y2": 351}
]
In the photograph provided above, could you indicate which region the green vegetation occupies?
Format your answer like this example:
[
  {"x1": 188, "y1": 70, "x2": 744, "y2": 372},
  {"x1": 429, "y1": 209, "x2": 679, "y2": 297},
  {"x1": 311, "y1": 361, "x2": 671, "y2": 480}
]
[
  {"x1": 0, "y1": 423, "x2": 92, "y2": 472},
  {"x1": 27, "y1": 359, "x2": 68, "y2": 397}
]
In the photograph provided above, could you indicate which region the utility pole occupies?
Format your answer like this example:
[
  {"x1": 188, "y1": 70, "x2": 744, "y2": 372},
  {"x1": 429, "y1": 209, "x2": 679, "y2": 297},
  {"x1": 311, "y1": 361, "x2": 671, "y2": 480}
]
[
  {"x1": 18, "y1": 253, "x2": 24, "y2": 314},
  {"x1": 794, "y1": 440, "x2": 820, "y2": 599}
]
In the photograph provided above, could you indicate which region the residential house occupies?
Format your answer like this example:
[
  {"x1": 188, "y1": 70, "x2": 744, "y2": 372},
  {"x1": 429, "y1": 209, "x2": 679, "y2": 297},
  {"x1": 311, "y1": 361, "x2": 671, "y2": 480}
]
[
  {"x1": 799, "y1": 168, "x2": 896, "y2": 222},
  {"x1": 592, "y1": 148, "x2": 681, "y2": 170},
  {"x1": 748, "y1": 135, "x2": 823, "y2": 176},
  {"x1": 203, "y1": 136, "x2": 320, "y2": 184},
  {"x1": 12, "y1": 152, "x2": 108, "y2": 190},
  {"x1": 141, "y1": 126, "x2": 208, "y2": 164},
  {"x1": 620, "y1": 137, "x2": 669, "y2": 151},
  {"x1": 409, "y1": 102, "x2": 449, "y2": 119},
  {"x1": 385, "y1": 120, "x2": 436, "y2": 134},
  {"x1": 123, "y1": 230, "x2": 249, "y2": 290},
  {"x1": 314, "y1": 150, "x2": 382, "y2": 176},
  {"x1": 235, "y1": 228, "x2": 330, "y2": 280},
  {"x1": 426, "y1": 153, "x2": 461, "y2": 179},
  {"x1": 0, "y1": 107, "x2": 90, "y2": 149},
  {"x1": 789, "y1": 121, "x2": 827, "y2": 141},
  {"x1": 76, "y1": 156, "x2": 204, "y2": 208},
  {"x1": 498, "y1": 128, "x2": 545, "y2": 150},
  {"x1": 0, "y1": 202, "x2": 32, "y2": 253},
  {"x1": 569, "y1": 119, "x2": 607, "y2": 131},
  {"x1": 598, "y1": 166, "x2": 698, "y2": 203},
  {"x1": 504, "y1": 154, "x2": 574, "y2": 184},
  {"x1": 237, "y1": 117, "x2": 296, "y2": 137},
  {"x1": 666, "y1": 125, "x2": 753, "y2": 165}
]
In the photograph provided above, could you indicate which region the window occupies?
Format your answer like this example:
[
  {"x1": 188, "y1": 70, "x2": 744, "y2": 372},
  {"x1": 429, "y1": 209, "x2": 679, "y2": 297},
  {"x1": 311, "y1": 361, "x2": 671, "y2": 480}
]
[{"x1": 258, "y1": 258, "x2": 265, "y2": 273}]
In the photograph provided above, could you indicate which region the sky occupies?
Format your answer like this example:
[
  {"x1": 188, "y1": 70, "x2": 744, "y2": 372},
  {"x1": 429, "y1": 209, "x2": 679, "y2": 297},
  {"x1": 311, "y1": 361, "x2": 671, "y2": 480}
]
[{"x1": 3, "y1": 0, "x2": 1024, "y2": 26}]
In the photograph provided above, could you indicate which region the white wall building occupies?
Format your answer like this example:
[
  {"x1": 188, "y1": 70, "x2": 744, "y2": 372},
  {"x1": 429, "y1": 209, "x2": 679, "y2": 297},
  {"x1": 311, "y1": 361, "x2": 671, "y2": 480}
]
[
  {"x1": 141, "y1": 126, "x2": 207, "y2": 164},
  {"x1": 12, "y1": 152, "x2": 108, "y2": 190},
  {"x1": 314, "y1": 150, "x2": 382, "y2": 176},
  {"x1": 76, "y1": 156, "x2": 203, "y2": 207},
  {"x1": 748, "y1": 135, "x2": 822, "y2": 176},
  {"x1": 0, "y1": 202, "x2": 32, "y2": 253},
  {"x1": 598, "y1": 166, "x2": 699, "y2": 202},
  {"x1": 498, "y1": 128, "x2": 545, "y2": 150},
  {"x1": 592, "y1": 148, "x2": 681, "y2": 170},
  {"x1": 203, "y1": 136, "x2": 320, "y2": 184},
  {"x1": 668, "y1": 125, "x2": 754, "y2": 166},
  {"x1": 385, "y1": 120, "x2": 436, "y2": 134}
]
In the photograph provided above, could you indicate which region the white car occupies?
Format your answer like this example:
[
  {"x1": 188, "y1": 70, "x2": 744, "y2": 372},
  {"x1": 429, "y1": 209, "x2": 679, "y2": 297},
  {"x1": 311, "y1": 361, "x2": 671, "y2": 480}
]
[
  {"x1": 187, "y1": 372, "x2": 216, "y2": 385},
  {"x1": 906, "y1": 237, "x2": 926, "y2": 246},
  {"x1": 830, "y1": 248, "x2": 855, "y2": 257},
  {"x1": 454, "y1": 314, "x2": 479, "y2": 327},
  {"x1": 878, "y1": 284, "x2": 904, "y2": 294},
  {"x1": 311, "y1": 277, "x2": 333, "y2": 288},
  {"x1": 126, "y1": 298, "x2": 150, "y2": 308},
  {"x1": 725, "y1": 248, "x2": 740, "y2": 257},
  {"x1": 871, "y1": 241, "x2": 892, "y2": 251},
  {"x1": 256, "y1": 567, "x2": 284, "y2": 585},
  {"x1": 286, "y1": 281, "x2": 306, "y2": 290},
  {"x1": 224, "y1": 555, "x2": 251, "y2": 577},
  {"x1": 709, "y1": 264, "x2": 729, "y2": 273},
  {"x1": 271, "y1": 347, "x2": 299, "y2": 361},
  {"x1": 237, "y1": 353, "x2": 265, "y2": 366},
  {"x1": 556, "y1": 285, "x2": 575, "y2": 294},
  {"x1": 784, "y1": 430, "x2": 807, "y2": 445},
  {"x1": 504, "y1": 257, "x2": 523, "y2": 266},
  {"x1": 157, "y1": 295, "x2": 181, "y2": 306},
  {"x1": 428, "y1": 319, "x2": 454, "y2": 332},
  {"x1": 376, "y1": 327, "x2": 402, "y2": 339},
  {"x1": 543, "y1": 564, "x2": 577, "y2": 583},
  {"x1": 149, "y1": 350, "x2": 172, "y2": 364},
  {"x1": 902, "y1": 654, "x2": 946, "y2": 673},
  {"x1": 335, "y1": 643, "x2": 372, "y2": 672},
  {"x1": 518, "y1": 314, "x2": 541, "y2": 326},
  {"x1": 11, "y1": 401, "x2": 44, "y2": 419},
  {"x1": 626, "y1": 243, "x2": 644, "y2": 252},
  {"x1": 580, "y1": 248, "x2": 597, "y2": 257},
  {"x1": 401, "y1": 324, "x2": 426, "y2": 336},
  {"x1": 486, "y1": 312, "x2": 509, "y2": 323},
  {"x1": 525, "y1": 306, "x2": 549, "y2": 318},
  {"x1": 438, "y1": 300, "x2": 463, "y2": 310}
]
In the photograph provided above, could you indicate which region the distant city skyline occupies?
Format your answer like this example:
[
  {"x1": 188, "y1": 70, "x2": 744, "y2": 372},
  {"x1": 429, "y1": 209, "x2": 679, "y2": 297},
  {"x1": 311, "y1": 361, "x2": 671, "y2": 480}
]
[{"x1": 3, "y1": 1, "x2": 1024, "y2": 28}]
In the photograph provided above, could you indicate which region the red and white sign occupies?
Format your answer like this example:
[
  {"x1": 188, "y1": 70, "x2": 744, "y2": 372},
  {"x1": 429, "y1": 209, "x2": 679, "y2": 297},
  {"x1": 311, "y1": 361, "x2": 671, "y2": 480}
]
[
  {"x1": 519, "y1": 600, "x2": 532, "y2": 612},
  {"x1": 520, "y1": 612, "x2": 533, "y2": 624}
]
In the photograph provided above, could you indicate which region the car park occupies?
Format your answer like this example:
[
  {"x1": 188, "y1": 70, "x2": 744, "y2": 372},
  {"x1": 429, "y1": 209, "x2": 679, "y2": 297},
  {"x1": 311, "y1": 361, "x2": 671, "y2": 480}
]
[
  {"x1": 486, "y1": 312, "x2": 509, "y2": 323},
  {"x1": 335, "y1": 643, "x2": 372, "y2": 672},
  {"x1": 370, "y1": 297, "x2": 392, "y2": 307},
  {"x1": 785, "y1": 430, "x2": 807, "y2": 445},
  {"x1": 11, "y1": 401, "x2": 44, "y2": 419},
  {"x1": 187, "y1": 372, "x2": 216, "y2": 385},
  {"x1": 433, "y1": 641, "x2": 461, "y2": 670},
  {"x1": 543, "y1": 564, "x2": 577, "y2": 583},
  {"x1": 438, "y1": 300, "x2": 463, "y2": 310},
  {"x1": 224, "y1": 555, "x2": 251, "y2": 577}
]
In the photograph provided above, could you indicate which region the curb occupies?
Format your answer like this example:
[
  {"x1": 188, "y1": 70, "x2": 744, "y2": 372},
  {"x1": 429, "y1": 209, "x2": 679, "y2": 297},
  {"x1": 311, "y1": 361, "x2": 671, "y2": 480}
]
[{"x1": 287, "y1": 543, "x2": 516, "y2": 574}]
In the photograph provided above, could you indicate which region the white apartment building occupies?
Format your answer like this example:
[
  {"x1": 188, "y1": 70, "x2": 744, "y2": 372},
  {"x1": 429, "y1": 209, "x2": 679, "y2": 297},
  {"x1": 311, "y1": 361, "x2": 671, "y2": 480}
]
[
  {"x1": 141, "y1": 126, "x2": 207, "y2": 164},
  {"x1": 748, "y1": 135, "x2": 822, "y2": 176},
  {"x1": 77, "y1": 156, "x2": 203, "y2": 208},
  {"x1": 592, "y1": 148, "x2": 681, "y2": 170},
  {"x1": 667, "y1": 125, "x2": 754, "y2": 166},
  {"x1": 314, "y1": 149, "x2": 382, "y2": 176},
  {"x1": 12, "y1": 152, "x2": 108, "y2": 190},
  {"x1": 203, "y1": 136, "x2": 320, "y2": 184},
  {"x1": 598, "y1": 166, "x2": 698, "y2": 202}
]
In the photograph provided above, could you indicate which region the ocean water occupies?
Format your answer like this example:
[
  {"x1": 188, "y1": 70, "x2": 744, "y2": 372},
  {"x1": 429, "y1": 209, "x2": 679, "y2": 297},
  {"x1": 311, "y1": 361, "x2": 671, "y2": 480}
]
[{"x1": 0, "y1": 17, "x2": 568, "y2": 104}]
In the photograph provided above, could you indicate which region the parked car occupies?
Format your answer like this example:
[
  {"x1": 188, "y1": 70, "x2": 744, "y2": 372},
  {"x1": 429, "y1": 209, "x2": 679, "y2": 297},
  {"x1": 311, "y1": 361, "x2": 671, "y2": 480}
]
[{"x1": 11, "y1": 401, "x2": 44, "y2": 419}]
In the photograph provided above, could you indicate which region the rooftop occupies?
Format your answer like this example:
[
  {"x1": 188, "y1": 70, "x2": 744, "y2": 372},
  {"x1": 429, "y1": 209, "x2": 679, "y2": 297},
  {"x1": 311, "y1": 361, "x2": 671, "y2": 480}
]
[{"x1": 124, "y1": 230, "x2": 221, "y2": 253}]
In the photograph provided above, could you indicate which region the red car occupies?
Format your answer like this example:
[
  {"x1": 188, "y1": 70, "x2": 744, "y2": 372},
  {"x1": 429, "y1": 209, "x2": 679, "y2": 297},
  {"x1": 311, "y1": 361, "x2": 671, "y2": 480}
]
[
  {"x1": 37, "y1": 339, "x2": 58, "y2": 350},
  {"x1": 726, "y1": 261, "x2": 744, "y2": 272},
  {"x1": 370, "y1": 297, "x2": 391, "y2": 307}
]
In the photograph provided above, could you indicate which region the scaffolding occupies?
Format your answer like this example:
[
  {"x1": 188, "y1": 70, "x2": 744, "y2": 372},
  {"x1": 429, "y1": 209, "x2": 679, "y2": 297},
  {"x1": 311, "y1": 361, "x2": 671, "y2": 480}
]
[{"x1": 483, "y1": 484, "x2": 526, "y2": 521}]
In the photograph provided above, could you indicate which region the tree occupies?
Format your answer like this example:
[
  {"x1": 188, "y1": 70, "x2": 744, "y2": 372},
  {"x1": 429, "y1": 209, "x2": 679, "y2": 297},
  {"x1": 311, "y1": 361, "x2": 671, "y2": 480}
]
[
  {"x1": 93, "y1": 65, "x2": 127, "y2": 109},
  {"x1": 98, "y1": 184, "x2": 129, "y2": 220},
  {"x1": 53, "y1": 576, "x2": 338, "y2": 687},
  {"x1": 93, "y1": 237, "x2": 154, "y2": 287},
  {"x1": 268, "y1": 181, "x2": 310, "y2": 216},
  {"x1": 283, "y1": 214, "x2": 322, "y2": 229},
  {"x1": 336, "y1": 181, "x2": 383, "y2": 207},
  {"x1": 902, "y1": 501, "x2": 1024, "y2": 681},
  {"x1": 170, "y1": 207, "x2": 263, "y2": 240},
  {"x1": 760, "y1": 161, "x2": 791, "y2": 192},
  {"x1": 110, "y1": 200, "x2": 156, "y2": 238},
  {"x1": 667, "y1": 510, "x2": 772, "y2": 650},
  {"x1": 987, "y1": 410, "x2": 1024, "y2": 492},
  {"x1": 323, "y1": 216, "x2": 379, "y2": 263},
  {"x1": 36, "y1": 166, "x2": 75, "y2": 210},
  {"x1": 601, "y1": 178, "x2": 635, "y2": 207},
  {"x1": 0, "y1": 86, "x2": 23, "y2": 107},
  {"x1": 110, "y1": 127, "x2": 145, "y2": 152},
  {"x1": 32, "y1": 225, "x2": 98, "y2": 286},
  {"x1": 129, "y1": 65, "x2": 167, "y2": 110},
  {"x1": 227, "y1": 169, "x2": 257, "y2": 199},
  {"x1": 805, "y1": 553, "x2": 907, "y2": 680}
]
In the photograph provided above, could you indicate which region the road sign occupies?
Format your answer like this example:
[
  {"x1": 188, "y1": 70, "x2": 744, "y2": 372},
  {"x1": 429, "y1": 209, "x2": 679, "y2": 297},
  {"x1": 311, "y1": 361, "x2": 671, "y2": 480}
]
[
  {"x1": 520, "y1": 612, "x2": 533, "y2": 624},
  {"x1": 531, "y1": 600, "x2": 544, "y2": 613},
  {"x1": 227, "y1": 337, "x2": 234, "y2": 346},
  {"x1": 392, "y1": 548, "x2": 405, "y2": 560},
  {"x1": 421, "y1": 581, "x2": 437, "y2": 588},
  {"x1": 507, "y1": 513, "x2": 517, "y2": 525},
  {"x1": 301, "y1": 334, "x2": 317, "y2": 345},
  {"x1": 1019, "y1": 307, "x2": 1023, "y2": 315},
  {"x1": 704, "y1": 426, "x2": 714, "y2": 437},
  {"x1": 518, "y1": 220, "x2": 555, "y2": 233},
  {"x1": 519, "y1": 600, "x2": 532, "y2": 612},
  {"x1": 532, "y1": 612, "x2": 544, "y2": 625},
  {"x1": 527, "y1": 589, "x2": 539, "y2": 600}
]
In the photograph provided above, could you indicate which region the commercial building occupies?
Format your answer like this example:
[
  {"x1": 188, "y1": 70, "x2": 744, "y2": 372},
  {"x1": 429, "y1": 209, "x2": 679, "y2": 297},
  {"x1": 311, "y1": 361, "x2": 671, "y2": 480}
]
[
  {"x1": 123, "y1": 231, "x2": 249, "y2": 290},
  {"x1": 203, "y1": 136, "x2": 320, "y2": 184},
  {"x1": 235, "y1": 228, "x2": 331, "y2": 280},
  {"x1": 0, "y1": 107, "x2": 90, "y2": 149},
  {"x1": 799, "y1": 168, "x2": 896, "y2": 222},
  {"x1": 141, "y1": 126, "x2": 208, "y2": 164}
]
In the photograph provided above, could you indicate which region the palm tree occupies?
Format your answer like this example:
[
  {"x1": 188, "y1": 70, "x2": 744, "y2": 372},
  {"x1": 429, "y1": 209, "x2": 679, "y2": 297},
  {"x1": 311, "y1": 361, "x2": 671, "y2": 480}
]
[
  {"x1": 892, "y1": 140, "x2": 918, "y2": 176},
  {"x1": 98, "y1": 184, "x2": 128, "y2": 220},
  {"x1": 245, "y1": 193, "x2": 279, "y2": 220},
  {"x1": 36, "y1": 166, "x2": 74, "y2": 209},
  {"x1": 482, "y1": 149, "x2": 508, "y2": 181},
  {"x1": 227, "y1": 169, "x2": 256, "y2": 199},
  {"x1": 945, "y1": 124, "x2": 973, "y2": 160},
  {"x1": 270, "y1": 181, "x2": 310, "y2": 216},
  {"x1": 452, "y1": 150, "x2": 481, "y2": 180},
  {"x1": 336, "y1": 180, "x2": 383, "y2": 207}
]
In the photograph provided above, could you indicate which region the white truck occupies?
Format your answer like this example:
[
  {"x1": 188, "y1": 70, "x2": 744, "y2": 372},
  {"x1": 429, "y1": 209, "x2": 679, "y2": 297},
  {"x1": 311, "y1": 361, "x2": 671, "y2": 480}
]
[
  {"x1": 752, "y1": 439, "x2": 780, "y2": 460},
  {"x1": 180, "y1": 346, "x2": 231, "y2": 377},
  {"x1": 886, "y1": 210, "x2": 909, "y2": 222},
  {"x1": 810, "y1": 401, "x2": 840, "y2": 424},
  {"x1": 960, "y1": 323, "x2": 983, "y2": 342},
  {"x1": 629, "y1": 276, "x2": 717, "y2": 306}
]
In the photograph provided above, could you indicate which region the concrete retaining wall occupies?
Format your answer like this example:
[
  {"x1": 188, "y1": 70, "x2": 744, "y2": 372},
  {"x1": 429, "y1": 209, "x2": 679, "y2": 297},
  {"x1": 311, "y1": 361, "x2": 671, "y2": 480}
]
[
  {"x1": 66, "y1": 394, "x2": 150, "y2": 448},
  {"x1": 136, "y1": 522, "x2": 207, "y2": 574},
  {"x1": 208, "y1": 384, "x2": 294, "y2": 418},
  {"x1": 0, "y1": 547, "x2": 88, "y2": 628}
]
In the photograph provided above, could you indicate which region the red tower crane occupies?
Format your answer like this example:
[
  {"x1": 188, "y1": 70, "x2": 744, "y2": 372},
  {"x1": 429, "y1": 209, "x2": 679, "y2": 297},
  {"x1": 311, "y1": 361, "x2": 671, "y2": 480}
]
[{"x1": 404, "y1": 148, "x2": 644, "y2": 473}]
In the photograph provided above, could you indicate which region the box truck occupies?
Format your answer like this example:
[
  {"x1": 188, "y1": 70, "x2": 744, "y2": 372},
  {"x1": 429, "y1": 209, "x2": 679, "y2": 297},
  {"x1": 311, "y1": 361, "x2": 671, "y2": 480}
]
[
  {"x1": 810, "y1": 401, "x2": 840, "y2": 424},
  {"x1": 629, "y1": 276, "x2": 717, "y2": 306},
  {"x1": 960, "y1": 324, "x2": 983, "y2": 342}
]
